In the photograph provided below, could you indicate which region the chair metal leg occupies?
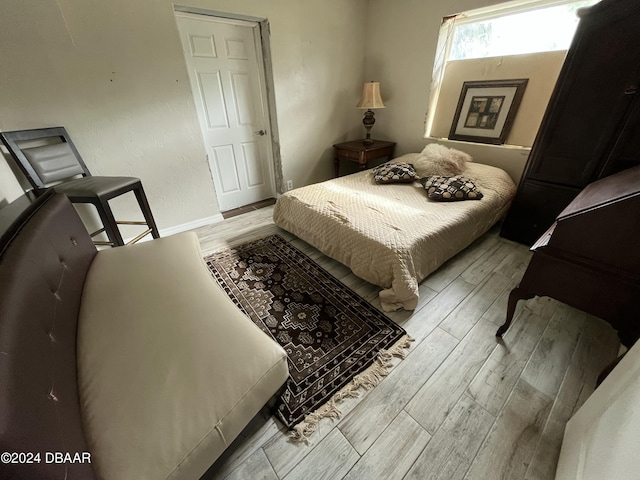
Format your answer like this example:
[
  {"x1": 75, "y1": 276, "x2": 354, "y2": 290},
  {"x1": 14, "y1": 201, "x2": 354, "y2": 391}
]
[
  {"x1": 95, "y1": 198, "x2": 125, "y2": 246},
  {"x1": 496, "y1": 286, "x2": 535, "y2": 337},
  {"x1": 133, "y1": 185, "x2": 160, "y2": 239}
]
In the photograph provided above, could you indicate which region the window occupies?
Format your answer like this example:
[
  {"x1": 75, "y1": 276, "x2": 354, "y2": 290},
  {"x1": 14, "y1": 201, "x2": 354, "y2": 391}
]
[
  {"x1": 449, "y1": 1, "x2": 598, "y2": 61},
  {"x1": 425, "y1": 0, "x2": 601, "y2": 143}
]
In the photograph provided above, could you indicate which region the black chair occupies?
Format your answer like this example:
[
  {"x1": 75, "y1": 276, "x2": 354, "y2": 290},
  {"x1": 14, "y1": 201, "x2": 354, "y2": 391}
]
[{"x1": 0, "y1": 126, "x2": 160, "y2": 246}]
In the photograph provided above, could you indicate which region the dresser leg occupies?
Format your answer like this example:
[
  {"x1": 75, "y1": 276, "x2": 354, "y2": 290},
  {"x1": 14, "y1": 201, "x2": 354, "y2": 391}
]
[{"x1": 496, "y1": 286, "x2": 535, "y2": 337}]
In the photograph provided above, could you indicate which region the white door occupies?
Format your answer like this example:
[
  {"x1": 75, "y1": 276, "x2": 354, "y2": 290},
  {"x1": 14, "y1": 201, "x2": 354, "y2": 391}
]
[{"x1": 175, "y1": 13, "x2": 275, "y2": 212}]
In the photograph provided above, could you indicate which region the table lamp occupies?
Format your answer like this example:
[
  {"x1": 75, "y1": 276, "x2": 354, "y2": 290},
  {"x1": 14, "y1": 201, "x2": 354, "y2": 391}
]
[{"x1": 356, "y1": 81, "x2": 385, "y2": 145}]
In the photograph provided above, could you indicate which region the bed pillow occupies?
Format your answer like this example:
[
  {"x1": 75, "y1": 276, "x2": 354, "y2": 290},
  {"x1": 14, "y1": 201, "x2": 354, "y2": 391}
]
[
  {"x1": 373, "y1": 162, "x2": 418, "y2": 184},
  {"x1": 421, "y1": 175, "x2": 483, "y2": 201},
  {"x1": 412, "y1": 143, "x2": 471, "y2": 177}
]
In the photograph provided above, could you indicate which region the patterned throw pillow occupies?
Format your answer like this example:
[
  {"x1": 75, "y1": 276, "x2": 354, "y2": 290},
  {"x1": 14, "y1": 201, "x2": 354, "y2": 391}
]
[
  {"x1": 373, "y1": 162, "x2": 418, "y2": 184},
  {"x1": 421, "y1": 175, "x2": 484, "y2": 201}
]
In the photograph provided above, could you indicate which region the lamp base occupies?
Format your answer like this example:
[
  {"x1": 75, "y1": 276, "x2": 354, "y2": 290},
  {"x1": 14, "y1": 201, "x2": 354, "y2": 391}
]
[{"x1": 362, "y1": 109, "x2": 376, "y2": 145}]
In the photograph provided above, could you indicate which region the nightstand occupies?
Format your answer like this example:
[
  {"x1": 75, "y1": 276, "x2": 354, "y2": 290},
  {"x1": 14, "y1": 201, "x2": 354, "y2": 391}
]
[{"x1": 333, "y1": 139, "x2": 396, "y2": 177}]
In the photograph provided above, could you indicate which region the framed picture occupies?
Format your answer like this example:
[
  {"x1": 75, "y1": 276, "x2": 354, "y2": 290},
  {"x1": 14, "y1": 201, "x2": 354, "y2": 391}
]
[{"x1": 449, "y1": 79, "x2": 528, "y2": 145}]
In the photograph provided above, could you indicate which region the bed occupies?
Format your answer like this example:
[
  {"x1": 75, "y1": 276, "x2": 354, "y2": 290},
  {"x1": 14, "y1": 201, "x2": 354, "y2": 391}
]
[{"x1": 273, "y1": 154, "x2": 517, "y2": 311}]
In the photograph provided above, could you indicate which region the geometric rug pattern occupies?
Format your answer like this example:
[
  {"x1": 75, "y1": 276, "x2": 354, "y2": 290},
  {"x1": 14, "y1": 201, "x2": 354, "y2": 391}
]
[{"x1": 205, "y1": 234, "x2": 408, "y2": 428}]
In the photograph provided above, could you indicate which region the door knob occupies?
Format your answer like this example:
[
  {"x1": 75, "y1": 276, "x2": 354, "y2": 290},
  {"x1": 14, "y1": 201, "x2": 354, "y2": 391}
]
[{"x1": 254, "y1": 129, "x2": 267, "y2": 136}]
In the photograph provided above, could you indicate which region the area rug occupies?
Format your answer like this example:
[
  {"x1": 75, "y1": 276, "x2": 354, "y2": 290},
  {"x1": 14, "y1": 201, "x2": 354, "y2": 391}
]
[{"x1": 205, "y1": 234, "x2": 412, "y2": 441}]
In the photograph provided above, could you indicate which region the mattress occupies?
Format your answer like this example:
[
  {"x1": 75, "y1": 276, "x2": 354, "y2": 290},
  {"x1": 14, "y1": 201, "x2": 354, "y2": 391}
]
[{"x1": 273, "y1": 160, "x2": 516, "y2": 311}]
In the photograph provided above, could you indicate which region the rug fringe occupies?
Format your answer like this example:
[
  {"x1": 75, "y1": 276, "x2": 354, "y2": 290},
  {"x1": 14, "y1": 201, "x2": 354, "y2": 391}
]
[{"x1": 288, "y1": 334, "x2": 415, "y2": 444}]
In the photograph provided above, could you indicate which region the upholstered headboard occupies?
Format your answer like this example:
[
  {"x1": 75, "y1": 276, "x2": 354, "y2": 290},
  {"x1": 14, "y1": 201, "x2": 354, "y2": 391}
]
[{"x1": 0, "y1": 191, "x2": 98, "y2": 480}]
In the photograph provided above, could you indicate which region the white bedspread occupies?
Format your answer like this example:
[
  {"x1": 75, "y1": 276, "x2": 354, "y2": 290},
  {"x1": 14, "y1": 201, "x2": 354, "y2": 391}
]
[{"x1": 273, "y1": 160, "x2": 516, "y2": 311}]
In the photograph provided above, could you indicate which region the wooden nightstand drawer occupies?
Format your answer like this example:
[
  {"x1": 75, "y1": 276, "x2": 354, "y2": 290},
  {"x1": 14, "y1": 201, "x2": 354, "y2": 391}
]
[
  {"x1": 341, "y1": 149, "x2": 362, "y2": 161},
  {"x1": 332, "y1": 139, "x2": 396, "y2": 177}
]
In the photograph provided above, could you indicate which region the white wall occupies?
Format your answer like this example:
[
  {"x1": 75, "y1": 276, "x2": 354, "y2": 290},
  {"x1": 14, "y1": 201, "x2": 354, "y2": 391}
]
[
  {"x1": 1, "y1": 0, "x2": 567, "y2": 229},
  {"x1": 364, "y1": 0, "x2": 543, "y2": 183},
  {"x1": 0, "y1": 0, "x2": 366, "y2": 230}
]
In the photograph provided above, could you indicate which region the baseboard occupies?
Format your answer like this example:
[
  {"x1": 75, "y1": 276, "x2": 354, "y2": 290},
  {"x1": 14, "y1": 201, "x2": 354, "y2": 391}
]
[
  {"x1": 123, "y1": 213, "x2": 225, "y2": 244},
  {"x1": 159, "y1": 213, "x2": 225, "y2": 237}
]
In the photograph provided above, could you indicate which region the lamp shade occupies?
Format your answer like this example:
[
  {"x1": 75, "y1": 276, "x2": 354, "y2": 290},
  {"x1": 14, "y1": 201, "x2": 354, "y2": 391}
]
[{"x1": 356, "y1": 81, "x2": 385, "y2": 109}]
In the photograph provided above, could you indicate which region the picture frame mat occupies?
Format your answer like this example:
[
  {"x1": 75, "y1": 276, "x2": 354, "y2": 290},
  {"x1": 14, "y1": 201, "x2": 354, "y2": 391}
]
[{"x1": 453, "y1": 86, "x2": 518, "y2": 139}]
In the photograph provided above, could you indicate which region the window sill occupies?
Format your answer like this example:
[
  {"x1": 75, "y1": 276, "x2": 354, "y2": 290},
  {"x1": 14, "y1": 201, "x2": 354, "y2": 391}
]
[{"x1": 425, "y1": 137, "x2": 531, "y2": 152}]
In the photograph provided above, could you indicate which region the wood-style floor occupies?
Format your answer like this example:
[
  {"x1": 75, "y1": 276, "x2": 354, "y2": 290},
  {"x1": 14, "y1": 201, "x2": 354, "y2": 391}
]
[{"x1": 193, "y1": 205, "x2": 620, "y2": 480}]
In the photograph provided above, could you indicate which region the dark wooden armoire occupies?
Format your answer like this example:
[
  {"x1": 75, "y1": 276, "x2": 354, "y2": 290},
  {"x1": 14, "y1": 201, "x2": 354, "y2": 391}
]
[{"x1": 500, "y1": 0, "x2": 640, "y2": 245}]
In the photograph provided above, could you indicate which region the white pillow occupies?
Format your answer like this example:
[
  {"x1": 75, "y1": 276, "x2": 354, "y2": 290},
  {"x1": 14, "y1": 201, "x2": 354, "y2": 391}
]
[{"x1": 412, "y1": 143, "x2": 471, "y2": 177}]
